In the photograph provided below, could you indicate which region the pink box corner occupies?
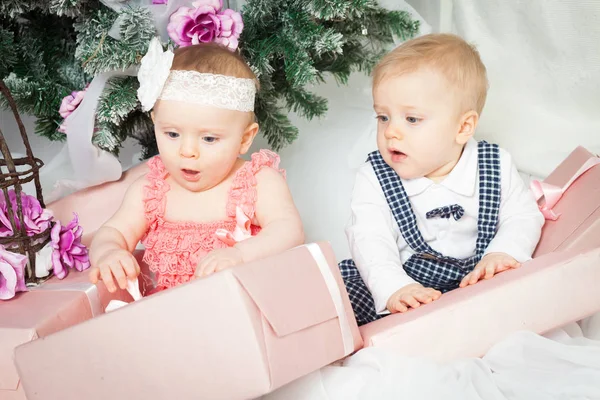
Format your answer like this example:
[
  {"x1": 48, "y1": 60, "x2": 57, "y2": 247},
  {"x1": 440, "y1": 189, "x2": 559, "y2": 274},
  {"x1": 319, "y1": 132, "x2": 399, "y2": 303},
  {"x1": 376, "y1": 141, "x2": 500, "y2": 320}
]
[
  {"x1": 0, "y1": 270, "x2": 132, "y2": 395},
  {"x1": 534, "y1": 147, "x2": 600, "y2": 257}
]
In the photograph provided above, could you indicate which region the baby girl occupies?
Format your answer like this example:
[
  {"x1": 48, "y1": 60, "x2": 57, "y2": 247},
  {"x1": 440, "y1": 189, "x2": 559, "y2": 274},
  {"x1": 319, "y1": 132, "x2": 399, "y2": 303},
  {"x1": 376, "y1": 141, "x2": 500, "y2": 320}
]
[{"x1": 89, "y1": 38, "x2": 304, "y2": 293}]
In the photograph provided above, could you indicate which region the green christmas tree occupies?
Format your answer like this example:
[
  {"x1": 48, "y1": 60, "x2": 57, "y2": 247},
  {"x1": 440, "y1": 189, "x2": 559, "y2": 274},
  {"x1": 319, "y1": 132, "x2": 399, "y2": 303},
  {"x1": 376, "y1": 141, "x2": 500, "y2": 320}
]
[{"x1": 0, "y1": 0, "x2": 418, "y2": 158}]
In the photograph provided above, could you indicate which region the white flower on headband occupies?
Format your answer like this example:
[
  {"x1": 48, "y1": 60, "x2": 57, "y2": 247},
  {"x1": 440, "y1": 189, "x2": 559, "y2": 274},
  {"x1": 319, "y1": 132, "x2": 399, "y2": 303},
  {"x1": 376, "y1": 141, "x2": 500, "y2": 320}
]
[{"x1": 137, "y1": 37, "x2": 174, "y2": 112}]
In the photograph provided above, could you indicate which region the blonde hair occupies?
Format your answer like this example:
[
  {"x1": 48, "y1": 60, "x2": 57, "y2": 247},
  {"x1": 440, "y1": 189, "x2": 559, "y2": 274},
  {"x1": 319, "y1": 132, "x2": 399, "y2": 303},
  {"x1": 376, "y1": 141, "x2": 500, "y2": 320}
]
[
  {"x1": 373, "y1": 33, "x2": 488, "y2": 115},
  {"x1": 170, "y1": 43, "x2": 259, "y2": 121}
]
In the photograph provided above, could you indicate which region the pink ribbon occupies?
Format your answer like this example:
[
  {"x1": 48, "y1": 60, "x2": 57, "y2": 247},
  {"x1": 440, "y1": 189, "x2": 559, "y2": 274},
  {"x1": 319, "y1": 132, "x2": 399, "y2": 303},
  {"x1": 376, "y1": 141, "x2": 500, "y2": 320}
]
[
  {"x1": 215, "y1": 206, "x2": 253, "y2": 246},
  {"x1": 530, "y1": 155, "x2": 600, "y2": 220}
]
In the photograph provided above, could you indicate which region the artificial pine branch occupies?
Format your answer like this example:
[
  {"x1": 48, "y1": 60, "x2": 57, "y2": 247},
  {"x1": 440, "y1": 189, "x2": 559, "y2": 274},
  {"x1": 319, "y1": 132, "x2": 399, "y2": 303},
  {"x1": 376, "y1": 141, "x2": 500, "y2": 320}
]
[
  {"x1": 0, "y1": 1, "x2": 38, "y2": 18},
  {"x1": 75, "y1": 6, "x2": 155, "y2": 76},
  {"x1": 255, "y1": 91, "x2": 299, "y2": 150},
  {"x1": 305, "y1": 0, "x2": 353, "y2": 20},
  {"x1": 0, "y1": 28, "x2": 17, "y2": 78},
  {"x1": 49, "y1": 0, "x2": 85, "y2": 17},
  {"x1": 96, "y1": 76, "x2": 139, "y2": 125},
  {"x1": 120, "y1": 110, "x2": 156, "y2": 159},
  {"x1": 34, "y1": 116, "x2": 66, "y2": 142},
  {"x1": 1, "y1": 0, "x2": 419, "y2": 154},
  {"x1": 284, "y1": 87, "x2": 328, "y2": 120},
  {"x1": 2, "y1": 75, "x2": 70, "y2": 124},
  {"x1": 239, "y1": 0, "x2": 418, "y2": 150},
  {"x1": 93, "y1": 121, "x2": 125, "y2": 153},
  {"x1": 119, "y1": 7, "x2": 157, "y2": 52}
]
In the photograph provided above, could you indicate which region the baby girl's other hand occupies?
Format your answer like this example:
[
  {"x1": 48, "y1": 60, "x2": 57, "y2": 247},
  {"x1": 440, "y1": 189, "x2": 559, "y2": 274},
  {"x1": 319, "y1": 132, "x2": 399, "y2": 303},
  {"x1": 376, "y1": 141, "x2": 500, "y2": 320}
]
[
  {"x1": 195, "y1": 247, "x2": 244, "y2": 279},
  {"x1": 459, "y1": 252, "x2": 520, "y2": 288},
  {"x1": 89, "y1": 249, "x2": 140, "y2": 293},
  {"x1": 386, "y1": 283, "x2": 442, "y2": 314}
]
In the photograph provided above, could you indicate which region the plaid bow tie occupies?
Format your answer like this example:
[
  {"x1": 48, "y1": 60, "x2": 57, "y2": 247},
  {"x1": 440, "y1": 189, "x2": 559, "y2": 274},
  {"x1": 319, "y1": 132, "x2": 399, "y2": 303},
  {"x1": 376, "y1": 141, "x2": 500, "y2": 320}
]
[{"x1": 426, "y1": 204, "x2": 465, "y2": 221}]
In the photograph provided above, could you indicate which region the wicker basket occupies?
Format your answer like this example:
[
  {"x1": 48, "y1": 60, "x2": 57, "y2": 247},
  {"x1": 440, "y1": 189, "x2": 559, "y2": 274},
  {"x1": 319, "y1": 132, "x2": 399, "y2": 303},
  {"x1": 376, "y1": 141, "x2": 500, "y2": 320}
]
[{"x1": 0, "y1": 79, "x2": 51, "y2": 283}]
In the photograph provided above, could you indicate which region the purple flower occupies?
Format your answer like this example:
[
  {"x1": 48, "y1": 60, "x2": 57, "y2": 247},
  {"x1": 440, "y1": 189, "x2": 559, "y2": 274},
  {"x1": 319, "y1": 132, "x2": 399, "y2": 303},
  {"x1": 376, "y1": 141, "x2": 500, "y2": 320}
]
[
  {"x1": 0, "y1": 245, "x2": 27, "y2": 300},
  {"x1": 152, "y1": 0, "x2": 168, "y2": 3},
  {"x1": 167, "y1": 0, "x2": 224, "y2": 47},
  {"x1": 0, "y1": 190, "x2": 53, "y2": 238},
  {"x1": 58, "y1": 88, "x2": 87, "y2": 134},
  {"x1": 215, "y1": 9, "x2": 243, "y2": 50},
  {"x1": 50, "y1": 213, "x2": 90, "y2": 280}
]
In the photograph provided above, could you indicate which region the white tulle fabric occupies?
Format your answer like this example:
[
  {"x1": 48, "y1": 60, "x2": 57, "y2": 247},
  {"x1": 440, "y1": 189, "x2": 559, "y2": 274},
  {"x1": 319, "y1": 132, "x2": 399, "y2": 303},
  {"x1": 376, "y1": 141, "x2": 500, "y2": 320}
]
[{"x1": 262, "y1": 314, "x2": 600, "y2": 400}]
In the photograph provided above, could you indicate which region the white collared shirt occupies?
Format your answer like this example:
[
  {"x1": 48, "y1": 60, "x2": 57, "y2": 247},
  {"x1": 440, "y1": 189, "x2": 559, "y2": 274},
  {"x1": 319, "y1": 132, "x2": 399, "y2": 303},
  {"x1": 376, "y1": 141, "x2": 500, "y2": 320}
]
[{"x1": 345, "y1": 139, "x2": 545, "y2": 313}]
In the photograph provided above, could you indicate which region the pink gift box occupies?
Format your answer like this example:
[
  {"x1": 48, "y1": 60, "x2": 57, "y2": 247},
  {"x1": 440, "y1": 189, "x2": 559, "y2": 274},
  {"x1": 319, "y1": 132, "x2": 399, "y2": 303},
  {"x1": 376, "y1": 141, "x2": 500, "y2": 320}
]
[
  {"x1": 358, "y1": 146, "x2": 600, "y2": 362},
  {"x1": 359, "y1": 246, "x2": 600, "y2": 362},
  {"x1": 0, "y1": 272, "x2": 132, "y2": 399},
  {"x1": 14, "y1": 243, "x2": 362, "y2": 400},
  {"x1": 532, "y1": 146, "x2": 600, "y2": 256}
]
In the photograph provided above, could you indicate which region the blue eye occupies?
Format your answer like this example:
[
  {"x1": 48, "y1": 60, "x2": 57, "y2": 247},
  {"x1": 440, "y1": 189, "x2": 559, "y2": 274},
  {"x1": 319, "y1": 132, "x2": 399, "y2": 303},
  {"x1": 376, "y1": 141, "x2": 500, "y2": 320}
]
[
  {"x1": 166, "y1": 131, "x2": 179, "y2": 138},
  {"x1": 203, "y1": 136, "x2": 218, "y2": 143},
  {"x1": 376, "y1": 115, "x2": 389, "y2": 123},
  {"x1": 406, "y1": 116, "x2": 421, "y2": 124}
]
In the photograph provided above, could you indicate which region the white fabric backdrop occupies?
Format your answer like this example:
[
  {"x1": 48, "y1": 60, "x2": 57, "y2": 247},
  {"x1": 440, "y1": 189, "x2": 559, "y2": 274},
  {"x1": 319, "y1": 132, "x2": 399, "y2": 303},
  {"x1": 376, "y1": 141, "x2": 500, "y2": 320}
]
[
  {"x1": 448, "y1": 0, "x2": 600, "y2": 177},
  {"x1": 2, "y1": 0, "x2": 598, "y2": 261}
]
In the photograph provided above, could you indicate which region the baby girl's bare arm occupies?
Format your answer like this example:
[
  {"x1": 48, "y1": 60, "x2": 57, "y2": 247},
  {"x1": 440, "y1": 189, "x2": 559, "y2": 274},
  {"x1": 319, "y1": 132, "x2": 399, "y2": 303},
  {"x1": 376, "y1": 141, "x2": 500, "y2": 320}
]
[
  {"x1": 90, "y1": 177, "x2": 148, "y2": 261},
  {"x1": 234, "y1": 167, "x2": 304, "y2": 263},
  {"x1": 89, "y1": 177, "x2": 148, "y2": 290}
]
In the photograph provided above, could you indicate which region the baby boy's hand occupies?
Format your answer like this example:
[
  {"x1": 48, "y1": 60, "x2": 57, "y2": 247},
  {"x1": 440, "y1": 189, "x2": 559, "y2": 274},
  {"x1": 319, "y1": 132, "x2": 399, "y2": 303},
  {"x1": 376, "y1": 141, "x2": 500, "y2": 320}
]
[
  {"x1": 459, "y1": 252, "x2": 520, "y2": 288},
  {"x1": 386, "y1": 283, "x2": 442, "y2": 314},
  {"x1": 195, "y1": 247, "x2": 244, "y2": 279}
]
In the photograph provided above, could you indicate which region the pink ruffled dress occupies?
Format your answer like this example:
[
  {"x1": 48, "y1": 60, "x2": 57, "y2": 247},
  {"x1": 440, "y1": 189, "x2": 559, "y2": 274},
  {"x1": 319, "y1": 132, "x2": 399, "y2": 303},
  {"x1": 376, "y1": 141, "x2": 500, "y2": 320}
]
[{"x1": 141, "y1": 150, "x2": 284, "y2": 291}]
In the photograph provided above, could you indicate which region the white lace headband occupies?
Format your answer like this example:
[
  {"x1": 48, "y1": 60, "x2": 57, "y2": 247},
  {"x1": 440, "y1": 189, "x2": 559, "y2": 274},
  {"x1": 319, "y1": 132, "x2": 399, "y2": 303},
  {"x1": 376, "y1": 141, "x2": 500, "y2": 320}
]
[{"x1": 137, "y1": 37, "x2": 256, "y2": 112}]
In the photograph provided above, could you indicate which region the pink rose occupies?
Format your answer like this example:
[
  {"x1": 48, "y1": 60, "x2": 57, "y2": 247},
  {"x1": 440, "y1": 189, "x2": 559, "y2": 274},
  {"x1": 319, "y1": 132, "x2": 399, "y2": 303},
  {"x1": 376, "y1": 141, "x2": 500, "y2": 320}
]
[
  {"x1": 167, "y1": 0, "x2": 223, "y2": 48},
  {"x1": 0, "y1": 245, "x2": 27, "y2": 300},
  {"x1": 215, "y1": 9, "x2": 243, "y2": 50},
  {"x1": 58, "y1": 88, "x2": 87, "y2": 134},
  {"x1": 50, "y1": 213, "x2": 90, "y2": 280},
  {"x1": 0, "y1": 190, "x2": 53, "y2": 238}
]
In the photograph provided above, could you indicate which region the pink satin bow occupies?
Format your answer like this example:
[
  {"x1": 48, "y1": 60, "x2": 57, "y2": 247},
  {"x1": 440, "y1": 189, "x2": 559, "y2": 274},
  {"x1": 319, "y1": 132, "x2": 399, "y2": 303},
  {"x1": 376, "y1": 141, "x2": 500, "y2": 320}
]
[
  {"x1": 530, "y1": 154, "x2": 600, "y2": 220},
  {"x1": 215, "y1": 206, "x2": 253, "y2": 246}
]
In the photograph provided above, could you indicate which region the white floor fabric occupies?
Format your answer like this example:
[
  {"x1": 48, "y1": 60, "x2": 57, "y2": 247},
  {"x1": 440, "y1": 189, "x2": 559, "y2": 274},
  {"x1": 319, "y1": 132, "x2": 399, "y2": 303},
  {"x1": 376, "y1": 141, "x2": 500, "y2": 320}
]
[{"x1": 262, "y1": 313, "x2": 600, "y2": 400}]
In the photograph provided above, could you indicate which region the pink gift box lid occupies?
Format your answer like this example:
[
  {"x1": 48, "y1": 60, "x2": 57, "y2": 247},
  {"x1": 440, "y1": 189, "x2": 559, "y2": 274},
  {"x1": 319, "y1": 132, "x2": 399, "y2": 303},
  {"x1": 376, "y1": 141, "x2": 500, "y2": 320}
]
[
  {"x1": 0, "y1": 271, "x2": 131, "y2": 391},
  {"x1": 359, "y1": 245, "x2": 600, "y2": 361},
  {"x1": 534, "y1": 146, "x2": 600, "y2": 256},
  {"x1": 14, "y1": 242, "x2": 362, "y2": 400}
]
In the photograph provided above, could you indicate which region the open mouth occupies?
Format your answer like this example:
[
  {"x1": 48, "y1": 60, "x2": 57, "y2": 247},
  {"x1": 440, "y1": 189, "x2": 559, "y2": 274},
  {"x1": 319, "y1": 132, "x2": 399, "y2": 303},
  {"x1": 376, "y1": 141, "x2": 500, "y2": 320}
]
[
  {"x1": 181, "y1": 168, "x2": 201, "y2": 182},
  {"x1": 389, "y1": 149, "x2": 407, "y2": 162}
]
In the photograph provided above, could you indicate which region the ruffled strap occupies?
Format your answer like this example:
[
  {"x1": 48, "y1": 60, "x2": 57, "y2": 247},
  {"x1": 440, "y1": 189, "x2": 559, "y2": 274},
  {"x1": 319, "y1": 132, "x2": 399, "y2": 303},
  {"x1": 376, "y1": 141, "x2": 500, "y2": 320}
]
[
  {"x1": 226, "y1": 149, "x2": 285, "y2": 220},
  {"x1": 143, "y1": 156, "x2": 170, "y2": 224}
]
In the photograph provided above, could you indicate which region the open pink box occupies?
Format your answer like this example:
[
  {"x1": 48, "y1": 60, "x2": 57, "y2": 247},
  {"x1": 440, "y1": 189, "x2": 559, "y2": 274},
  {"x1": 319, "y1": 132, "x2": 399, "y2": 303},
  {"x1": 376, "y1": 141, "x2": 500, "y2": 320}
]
[
  {"x1": 0, "y1": 272, "x2": 132, "y2": 400},
  {"x1": 48, "y1": 162, "x2": 149, "y2": 247},
  {"x1": 14, "y1": 242, "x2": 362, "y2": 400},
  {"x1": 359, "y1": 146, "x2": 600, "y2": 362}
]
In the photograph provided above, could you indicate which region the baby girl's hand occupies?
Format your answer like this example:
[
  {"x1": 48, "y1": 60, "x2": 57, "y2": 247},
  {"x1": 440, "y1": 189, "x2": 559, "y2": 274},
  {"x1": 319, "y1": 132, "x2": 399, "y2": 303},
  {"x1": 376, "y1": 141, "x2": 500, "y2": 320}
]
[
  {"x1": 195, "y1": 247, "x2": 244, "y2": 279},
  {"x1": 459, "y1": 252, "x2": 520, "y2": 288},
  {"x1": 386, "y1": 283, "x2": 442, "y2": 313},
  {"x1": 89, "y1": 249, "x2": 140, "y2": 293}
]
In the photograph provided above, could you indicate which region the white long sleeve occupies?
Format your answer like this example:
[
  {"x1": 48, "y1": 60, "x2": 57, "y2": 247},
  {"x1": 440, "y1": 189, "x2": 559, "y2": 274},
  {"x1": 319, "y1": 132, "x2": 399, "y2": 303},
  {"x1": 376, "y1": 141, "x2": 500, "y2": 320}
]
[{"x1": 345, "y1": 167, "x2": 418, "y2": 314}]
